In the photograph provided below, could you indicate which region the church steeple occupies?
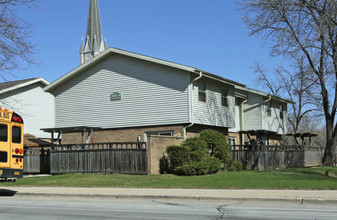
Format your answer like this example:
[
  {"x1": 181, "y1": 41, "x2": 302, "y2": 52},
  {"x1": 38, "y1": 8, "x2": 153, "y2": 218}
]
[{"x1": 80, "y1": 0, "x2": 107, "y2": 64}]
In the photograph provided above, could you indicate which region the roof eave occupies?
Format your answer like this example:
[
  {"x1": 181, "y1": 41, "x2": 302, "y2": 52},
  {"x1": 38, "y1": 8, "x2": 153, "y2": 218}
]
[
  {"x1": 235, "y1": 85, "x2": 293, "y2": 104},
  {"x1": 44, "y1": 47, "x2": 247, "y2": 92},
  {"x1": 44, "y1": 49, "x2": 112, "y2": 92},
  {"x1": 0, "y1": 77, "x2": 49, "y2": 95}
]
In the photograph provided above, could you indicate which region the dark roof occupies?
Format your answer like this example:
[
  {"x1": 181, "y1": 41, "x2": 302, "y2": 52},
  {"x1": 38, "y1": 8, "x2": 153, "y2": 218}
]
[
  {"x1": 0, "y1": 78, "x2": 39, "y2": 91},
  {"x1": 41, "y1": 126, "x2": 103, "y2": 133},
  {"x1": 286, "y1": 133, "x2": 318, "y2": 138},
  {"x1": 241, "y1": 130, "x2": 278, "y2": 136}
]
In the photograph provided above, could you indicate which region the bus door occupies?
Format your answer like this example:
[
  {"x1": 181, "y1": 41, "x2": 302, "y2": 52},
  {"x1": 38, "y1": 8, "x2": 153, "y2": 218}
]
[
  {"x1": 11, "y1": 123, "x2": 24, "y2": 170},
  {"x1": 0, "y1": 122, "x2": 10, "y2": 168}
]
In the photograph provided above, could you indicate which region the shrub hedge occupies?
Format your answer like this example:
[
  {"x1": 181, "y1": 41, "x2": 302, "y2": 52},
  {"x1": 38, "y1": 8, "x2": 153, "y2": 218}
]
[{"x1": 166, "y1": 129, "x2": 232, "y2": 176}]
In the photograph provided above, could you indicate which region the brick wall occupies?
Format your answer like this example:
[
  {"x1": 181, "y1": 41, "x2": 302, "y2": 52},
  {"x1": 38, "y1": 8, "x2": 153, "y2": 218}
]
[
  {"x1": 228, "y1": 132, "x2": 282, "y2": 146},
  {"x1": 186, "y1": 124, "x2": 228, "y2": 139},
  {"x1": 147, "y1": 135, "x2": 184, "y2": 174},
  {"x1": 61, "y1": 124, "x2": 185, "y2": 144}
]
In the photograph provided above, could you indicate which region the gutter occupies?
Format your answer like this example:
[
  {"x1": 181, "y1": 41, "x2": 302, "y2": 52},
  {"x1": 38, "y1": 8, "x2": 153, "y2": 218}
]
[{"x1": 183, "y1": 71, "x2": 203, "y2": 140}]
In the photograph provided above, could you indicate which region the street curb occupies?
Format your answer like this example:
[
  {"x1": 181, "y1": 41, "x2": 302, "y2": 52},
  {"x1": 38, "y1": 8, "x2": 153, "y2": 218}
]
[{"x1": 13, "y1": 192, "x2": 337, "y2": 204}]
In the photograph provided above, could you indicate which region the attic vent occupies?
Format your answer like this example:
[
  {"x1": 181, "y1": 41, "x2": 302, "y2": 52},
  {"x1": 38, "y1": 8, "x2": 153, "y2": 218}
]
[{"x1": 110, "y1": 92, "x2": 122, "y2": 101}]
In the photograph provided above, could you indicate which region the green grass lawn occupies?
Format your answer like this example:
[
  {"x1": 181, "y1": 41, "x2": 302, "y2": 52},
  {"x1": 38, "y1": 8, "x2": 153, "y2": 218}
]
[{"x1": 4, "y1": 167, "x2": 337, "y2": 190}]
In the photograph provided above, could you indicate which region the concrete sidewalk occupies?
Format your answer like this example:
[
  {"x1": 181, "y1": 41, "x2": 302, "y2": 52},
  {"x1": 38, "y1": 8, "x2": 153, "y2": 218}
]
[{"x1": 2, "y1": 187, "x2": 337, "y2": 203}]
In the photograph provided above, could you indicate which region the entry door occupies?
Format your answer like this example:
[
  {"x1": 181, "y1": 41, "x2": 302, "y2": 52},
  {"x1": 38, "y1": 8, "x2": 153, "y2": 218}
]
[{"x1": 0, "y1": 123, "x2": 10, "y2": 168}]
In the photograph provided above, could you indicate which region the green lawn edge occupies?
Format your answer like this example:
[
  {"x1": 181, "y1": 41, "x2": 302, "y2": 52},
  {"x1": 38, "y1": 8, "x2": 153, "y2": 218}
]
[{"x1": 4, "y1": 167, "x2": 337, "y2": 190}]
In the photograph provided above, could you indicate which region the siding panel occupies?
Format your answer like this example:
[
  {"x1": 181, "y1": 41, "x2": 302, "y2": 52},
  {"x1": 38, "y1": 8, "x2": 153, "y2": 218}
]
[
  {"x1": 54, "y1": 54, "x2": 189, "y2": 128},
  {"x1": 262, "y1": 100, "x2": 287, "y2": 134},
  {"x1": 0, "y1": 83, "x2": 55, "y2": 138},
  {"x1": 193, "y1": 80, "x2": 235, "y2": 128},
  {"x1": 243, "y1": 93, "x2": 263, "y2": 131}
]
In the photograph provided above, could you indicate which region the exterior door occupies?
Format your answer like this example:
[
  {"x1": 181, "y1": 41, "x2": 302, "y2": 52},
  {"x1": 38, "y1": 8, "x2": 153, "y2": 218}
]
[{"x1": 0, "y1": 123, "x2": 10, "y2": 168}]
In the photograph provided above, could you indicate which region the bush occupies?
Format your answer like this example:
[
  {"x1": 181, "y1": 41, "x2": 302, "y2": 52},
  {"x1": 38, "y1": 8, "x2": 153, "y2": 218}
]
[
  {"x1": 166, "y1": 145, "x2": 190, "y2": 171},
  {"x1": 166, "y1": 130, "x2": 232, "y2": 176},
  {"x1": 183, "y1": 137, "x2": 208, "y2": 162},
  {"x1": 228, "y1": 161, "x2": 243, "y2": 172},
  {"x1": 199, "y1": 129, "x2": 231, "y2": 164},
  {"x1": 175, "y1": 157, "x2": 221, "y2": 176}
]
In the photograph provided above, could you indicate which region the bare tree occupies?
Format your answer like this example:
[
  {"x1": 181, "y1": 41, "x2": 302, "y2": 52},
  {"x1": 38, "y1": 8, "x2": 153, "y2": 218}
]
[
  {"x1": 254, "y1": 56, "x2": 320, "y2": 134},
  {"x1": 240, "y1": 0, "x2": 337, "y2": 165},
  {"x1": 0, "y1": 0, "x2": 38, "y2": 81}
]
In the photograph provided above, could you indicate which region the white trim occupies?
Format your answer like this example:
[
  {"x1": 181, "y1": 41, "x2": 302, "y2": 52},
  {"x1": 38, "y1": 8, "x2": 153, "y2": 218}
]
[
  {"x1": 235, "y1": 85, "x2": 291, "y2": 104},
  {"x1": 0, "y1": 78, "x2": 49, "y2": 95}
]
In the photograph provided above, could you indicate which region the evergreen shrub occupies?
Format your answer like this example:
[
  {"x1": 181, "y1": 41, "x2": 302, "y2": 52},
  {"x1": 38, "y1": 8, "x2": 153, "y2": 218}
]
[
  {"x1": 228, "y1": 161, "x2": 243, "y2": 172},
  {"x1": 199, "y1": 129, "x2": 231, "y2": 164},
  {"x1": 166, "y1": 145, "x2": 190, "y2": 172},
  {"x1": 175, "y1": 157, "x2": 221, "y2": 176},
  {"x1": 166, "y1": 129, "x2": 233, "y2": 176}
]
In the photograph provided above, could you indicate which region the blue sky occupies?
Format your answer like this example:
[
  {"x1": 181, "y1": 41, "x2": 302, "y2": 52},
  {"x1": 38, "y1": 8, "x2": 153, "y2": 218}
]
[{"x1": 15, "y1": 0, "x2": 278, "y2": 90}]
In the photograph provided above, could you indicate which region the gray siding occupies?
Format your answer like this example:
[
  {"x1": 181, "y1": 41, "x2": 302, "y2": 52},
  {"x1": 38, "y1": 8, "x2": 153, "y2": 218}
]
[
  {"x1": 239, "y1": 91, "x2": 287, "y2": 135},
  {"x1": 53, "y1": 54, "x2": 190, "y2": 129},
  {"x1": 193, "y1": 79, "x2": 235, "y2": 128},
  {"x1": 262, "y1": 100, "x2": 287, "y2": 135},
  {"x1": 244, "y1": 93, "x2": 263, "y2": 131},
  {"x1": 228, "y1": 98, "x2": 242, "y2": 132}
]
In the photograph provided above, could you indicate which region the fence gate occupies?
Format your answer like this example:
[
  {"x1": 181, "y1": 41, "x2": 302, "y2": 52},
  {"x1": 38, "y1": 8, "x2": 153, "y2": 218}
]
[
  {"x1": 50, "y1": 142, "x2": 148, "y2": 175},
  {"x1": 24, "y1": 147, "x2": 50, "y2": 174}
]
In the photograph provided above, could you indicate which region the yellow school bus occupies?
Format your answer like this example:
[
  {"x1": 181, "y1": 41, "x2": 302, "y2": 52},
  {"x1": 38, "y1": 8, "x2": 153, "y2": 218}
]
[{"x1": 0, "y1": 108, "x2": 24, "y2": 182}]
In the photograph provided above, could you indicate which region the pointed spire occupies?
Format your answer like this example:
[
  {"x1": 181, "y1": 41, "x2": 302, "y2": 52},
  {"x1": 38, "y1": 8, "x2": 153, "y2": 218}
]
[
  {"x1": 99, "y1": 37, "x2": 105, "y2": 52},
  {"x1": 86, "y1": 0, "x2": 102, "y2": 51},
  {"x1": 84, "y1": 35, "x2": 91, "y2": 52},
  {"x1": 80, "y1": 0, "x2": 107, "y2": 64},
  {"x1": 80, "y1": 37, "x2": 84, "y2": 54}
]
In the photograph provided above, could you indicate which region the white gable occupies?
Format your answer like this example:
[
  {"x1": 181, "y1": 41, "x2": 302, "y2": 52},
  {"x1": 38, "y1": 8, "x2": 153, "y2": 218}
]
[{"x1": 0, "y1": 78, "x2": 54, "y2": 138}]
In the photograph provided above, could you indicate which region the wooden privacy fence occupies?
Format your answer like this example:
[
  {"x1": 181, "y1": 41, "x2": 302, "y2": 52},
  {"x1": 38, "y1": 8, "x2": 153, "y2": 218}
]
[
  {"x1": 231, "y1": 145, "x2": 323, "y2": 170},
  {"x1": 24, "y1": 147, "x2": 50, "y2": 174},
  {"x1": 50, "y1": 142, "x2": 148, "y2": 174}
]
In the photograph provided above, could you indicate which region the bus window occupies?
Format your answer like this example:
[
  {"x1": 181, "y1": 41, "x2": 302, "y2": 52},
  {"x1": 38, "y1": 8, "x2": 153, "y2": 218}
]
[
  {"x1": 0, "y1": 152, "x2": 7, "y2": 163},
  {"x1": 12, "y1": 126, "x2": 21, "y2": 144},
  {"x1": 0, "y1": 124, "x2": 8, "y2": 142}
]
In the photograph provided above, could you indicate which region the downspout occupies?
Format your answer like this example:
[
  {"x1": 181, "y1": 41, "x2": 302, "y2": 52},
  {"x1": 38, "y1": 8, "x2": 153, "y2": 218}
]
[
  {"x1": 183, "y1": 71, "x2": 203, "y2": 140},
  {"x1": 240, "y1": 98, "x2": 248, "y2": 145}
]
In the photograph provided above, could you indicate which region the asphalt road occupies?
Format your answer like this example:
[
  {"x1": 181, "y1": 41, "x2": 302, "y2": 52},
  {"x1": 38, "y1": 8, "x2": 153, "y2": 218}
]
[{"x1": 0, "y1": 196, "x2": 337, "y2": 219}]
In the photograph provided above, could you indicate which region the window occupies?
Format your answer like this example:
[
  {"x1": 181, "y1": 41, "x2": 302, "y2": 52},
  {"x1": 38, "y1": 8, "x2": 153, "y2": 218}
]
[
  {"x1": 0, "y1": 151, "x2": 7, "y2": 163},
  {"x1": 228, "y1": 137, "x2": 236, "y2": 146},
  {"x1": 266, "y1": 101, "x2": 272, "y2": 117},
  {"x1": 198, "y1": 82, "x2": 206, "y2": 102},
  {"x1": 146, "y1": 130, "x2": 173, "y2": 136},
  {"x1": 280, "y1": 105, "x2": 284, "y2": 120},
  {"x1": 12, "y1": 126, "x2": 21, "y2": 144},
  {"x1": 0, "y1": 124, "x2": 8, "y2": 142},
  {"x1": 222, "y1": 89, "x2": 228, "y2": 107},
  {"x1": 158, "y1": 131, "x2": 173, "y2": 136}
]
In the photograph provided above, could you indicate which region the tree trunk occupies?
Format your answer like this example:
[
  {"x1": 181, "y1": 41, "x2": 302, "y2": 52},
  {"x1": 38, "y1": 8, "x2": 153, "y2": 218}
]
[{"x1": 322, "y1": 120, "x2": 337, "y2": 166}]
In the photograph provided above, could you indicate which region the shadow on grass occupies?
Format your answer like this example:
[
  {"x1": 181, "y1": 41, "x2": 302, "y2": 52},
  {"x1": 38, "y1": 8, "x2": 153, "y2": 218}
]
[
  {"x1": 0, "y1": 189, "x2": 16, "y2": 196},
  {"x1": 280, "y1": 168, "x2": 331, "y2": 178}
]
